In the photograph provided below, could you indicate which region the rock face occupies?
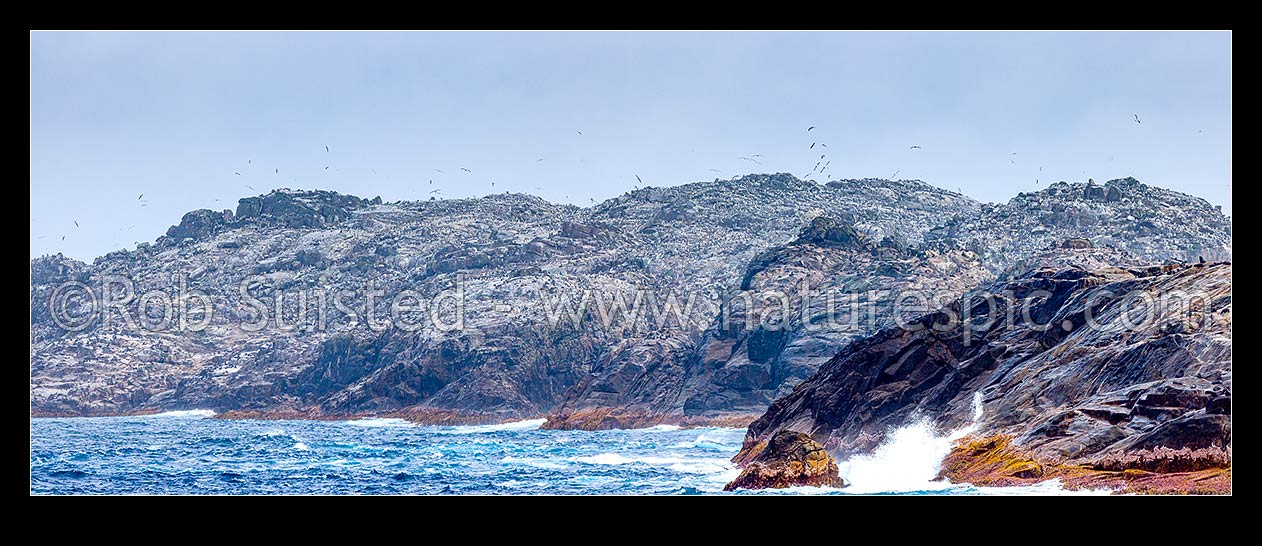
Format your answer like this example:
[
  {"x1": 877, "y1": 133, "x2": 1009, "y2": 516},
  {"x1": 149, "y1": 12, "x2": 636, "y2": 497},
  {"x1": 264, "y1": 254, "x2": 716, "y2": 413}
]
[
  {"x1": 30, "y1": 176, "x2": 1232, "y2": 426},
  {"x1": 724, "y1": 430, "x2": 842, "y2": 490},
  {"x1": 735, "y1": 263, "x2": 1232, "y2": 473}
]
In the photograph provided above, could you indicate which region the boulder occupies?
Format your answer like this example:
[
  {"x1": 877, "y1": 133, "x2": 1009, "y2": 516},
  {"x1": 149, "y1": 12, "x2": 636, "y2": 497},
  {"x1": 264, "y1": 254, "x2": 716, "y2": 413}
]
[{"x1": 724, "y1": 430, "x2": 843, "y2": 490}]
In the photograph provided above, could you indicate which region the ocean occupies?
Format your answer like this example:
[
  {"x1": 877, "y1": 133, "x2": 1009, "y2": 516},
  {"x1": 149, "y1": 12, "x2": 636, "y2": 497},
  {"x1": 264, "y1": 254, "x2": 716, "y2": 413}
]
[{"x1": 30, "y1": 411, "x2": 1102, "y2": 495}]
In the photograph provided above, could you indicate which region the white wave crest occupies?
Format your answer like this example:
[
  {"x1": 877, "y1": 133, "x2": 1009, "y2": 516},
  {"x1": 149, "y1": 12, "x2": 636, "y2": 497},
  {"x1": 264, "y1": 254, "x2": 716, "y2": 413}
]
[
  {"x1": 342, "y1": 418, "x2": 416, "y2": 428},
  {"x1": 642, "y1": 424, "x2": 682, "y2": 431},
  {"x1": 145, "y1": 409, "x2": 216, "y2": 418},
  {"x1": 433, "y1": 418, "x2": 547, "y2": 434}
]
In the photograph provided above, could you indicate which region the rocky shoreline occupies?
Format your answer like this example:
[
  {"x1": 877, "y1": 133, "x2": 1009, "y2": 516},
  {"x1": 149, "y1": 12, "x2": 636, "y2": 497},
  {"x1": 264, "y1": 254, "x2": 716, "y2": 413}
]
[{"x1": 725, "y1": 262, "x2": 1231, "y2": 494}]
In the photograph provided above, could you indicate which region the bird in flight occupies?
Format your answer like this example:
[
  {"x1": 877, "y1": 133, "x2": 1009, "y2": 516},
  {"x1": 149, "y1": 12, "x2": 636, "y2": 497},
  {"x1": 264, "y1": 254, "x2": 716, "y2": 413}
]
[
  {"x1": 890, "y1": 170, "x2": 900, "y2": 179},
  {"x1": 810, "y1": 142, "x2": 816, "y2": 149},
  {"x1": 325, "y1": 145, "x2": 329, "y2": 152},
  {"x1": 535, "y1": 187, "x2": 544, "y2": 191},
  {"x1": 740, "y1": 157, "x2": 762, "y2": 164},
  {"x1": 248, "y1": 159, "x2": 252, "y2": 164},
  {"x1": 137, "y1": 194, "x2": 143, "y2": 200},
  {"x1": 491, "y1": 182, "x2": 495, "y2": 187},
  {"x1": 235, "y1": 172, "x2": 241, "y2": 176},
  {"x1": 74, "y1": 220, "x2": 79, "y2": 228},
  {"x1": 819, "y1": 144, "x2": 827, "y2": 148},
  {"x1": 371, "y1": 169, "x2": 377, "y2": 175},
  {"x1": 635, "y1": 175, "x2": 642, "y2": 185},
  {"x1": 246, "y1": 185, "x2": 255, "y2": 190},
  {"x1": 325, "y1": 166, "x2": 329, "y2": 170},
  {"x1": 461, "y1": 168, "x2": 471, "y2": 173},
  {"x1": 430, "y1": 189, "x2": 441, "y2": 194},
  {"x1": 910, "y1": 145, "x2": 921, "y2": 149},
  {"x1": 707, "y1": 169, "x2": 721, "y2": 173},
  {"x1": 1134, "y1": 114, "x2": 1142, "y2": 124},
  {"x1": 434, "y1": 169, "x2": 445, "y2": 173},
  {"x1": 820, "y1": 154, "x2": 826, "y2": 160},
  {"x1": 61, "y1": 236, "x2": 65, "y2": 241},
  {"x1": 275, "y1": 168, "x2": 279, "y2": 174},
  {"x1": 429, "y1": 180, "x2": 433, "y2": 185},
  {"x1": 537, "y1": 158, "x2": 545, "y2": 162},
  {"x1": 807, "y1": 126, "x2": 815, "y2": 131},
  {"x1": 577, "y1": 130, "x2": 583, "y2": 136}
]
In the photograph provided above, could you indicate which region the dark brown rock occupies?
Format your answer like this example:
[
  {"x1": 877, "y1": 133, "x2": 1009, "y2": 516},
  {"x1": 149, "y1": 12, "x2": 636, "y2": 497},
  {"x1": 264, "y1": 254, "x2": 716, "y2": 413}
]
[
  {"x1": 734, "y1": 263, "x2": 1231, "y2": 467},
  {"x1": 724, "y1": 430, "x2": 843, "y2": 491}
]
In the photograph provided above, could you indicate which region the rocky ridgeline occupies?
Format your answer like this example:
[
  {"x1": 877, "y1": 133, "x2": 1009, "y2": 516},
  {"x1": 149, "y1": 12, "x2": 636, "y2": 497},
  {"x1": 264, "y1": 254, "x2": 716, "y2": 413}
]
[
  {"x1": 30, "y1": 175, "x2": 1231, "y2": 427},
  {"x1": 928, "y1": 177, "x2": 1232, "y2": 273}
]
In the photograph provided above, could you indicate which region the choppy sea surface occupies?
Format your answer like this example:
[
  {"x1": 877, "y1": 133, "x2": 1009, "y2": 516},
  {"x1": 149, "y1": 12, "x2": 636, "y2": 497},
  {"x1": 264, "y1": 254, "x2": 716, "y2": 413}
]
[{"x1": 30, "y1": 411, "x2": 1106, "y2": 495}]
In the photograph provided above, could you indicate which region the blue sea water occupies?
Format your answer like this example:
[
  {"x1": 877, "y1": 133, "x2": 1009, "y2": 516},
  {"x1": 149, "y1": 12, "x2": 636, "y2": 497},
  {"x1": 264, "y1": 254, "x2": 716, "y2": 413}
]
[{"x1": 30, "y1": 411, "x2": 1101, "y2": 495}]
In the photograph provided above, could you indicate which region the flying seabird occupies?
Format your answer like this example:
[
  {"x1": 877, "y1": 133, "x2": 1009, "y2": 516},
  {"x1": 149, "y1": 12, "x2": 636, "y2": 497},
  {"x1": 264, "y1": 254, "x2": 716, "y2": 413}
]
[
  {"x1": 636, "y1": 175, "x2": 642, "y2": 184},
  {"x1": 890, "y1": 170, "x2": 900, "y2": 179},
  {"x1": 325, "y1": 166, "x2": 329, "y2": 170},
  {"x1": 275, "y1": 168, "x2": 279, "y2": 173},
  {"x1": 325, "y1": 145, "x2": 329, "y2": 152},
  {"x1": 74, "y1": 221, "x2": 78, "y2": 228},
  {"x1": 910, "y1": 145, "x2": 921, "y2": 149},
  {"x1": 537, "y1": 158, "x2": 545, "y2": 162},
  {"x1": 810, "y1": 143, "x2": 816, "y2": 149},
  {"x1": 434, "y1": 169, "x2": 445, "y2": 173},
  {"x1": 1134, "y1": 114, "x2": 1142, "y2": 124},
  {"x1": 138, "y1": 194, "x2": 143, "y2": 200},
  {"x1": 461, "y1": 168, "x2": 471, "y2": 172},
  {"x1": 807, "y1": 126, "x2": 815, "y2": 131},
  {"x1": 577, "y1": 130, "x2": 583, "y2": 136},
  {"x1": 235, "y1": 172, "x2": 241, "y2": 175},
  {"x1": 708, "y1": 169, "x2": 721, "y2": 173}
]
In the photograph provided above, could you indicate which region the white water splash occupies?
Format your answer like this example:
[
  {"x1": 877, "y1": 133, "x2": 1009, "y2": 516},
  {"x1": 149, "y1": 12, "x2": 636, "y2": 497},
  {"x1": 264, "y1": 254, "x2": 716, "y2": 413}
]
[
  {"x1": 144, "y1": 409, "x2": 216, "y2": 419},
  {"x1": 838, "y1": 392, "x2": 984, "y2": 494},
  {"x1": 433, "y1": 418, "x2": 547, "y2": 434},
  {"x1": 342, "y1": 418, "x2": 416, "y2": 428}
]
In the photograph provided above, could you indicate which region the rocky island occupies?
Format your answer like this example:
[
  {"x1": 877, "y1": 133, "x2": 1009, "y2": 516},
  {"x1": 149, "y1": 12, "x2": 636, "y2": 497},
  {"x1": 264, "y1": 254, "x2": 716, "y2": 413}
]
[{"x1": 31, "y1": 174, "x2": 1231, "y2": 493}]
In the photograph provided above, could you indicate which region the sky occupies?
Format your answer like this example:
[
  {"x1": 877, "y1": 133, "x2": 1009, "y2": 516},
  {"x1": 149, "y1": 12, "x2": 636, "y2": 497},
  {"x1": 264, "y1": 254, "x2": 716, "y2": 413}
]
[{"x1": 30, "y1": 31, "x2": 1232, "y2": 261}]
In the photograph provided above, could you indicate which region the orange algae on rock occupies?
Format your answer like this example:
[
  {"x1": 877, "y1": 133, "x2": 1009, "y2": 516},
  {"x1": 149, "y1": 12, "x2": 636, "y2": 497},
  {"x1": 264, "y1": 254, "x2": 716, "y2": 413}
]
[{"x1": 940, "y1": 434, "x2": 1231, "y2": 494}]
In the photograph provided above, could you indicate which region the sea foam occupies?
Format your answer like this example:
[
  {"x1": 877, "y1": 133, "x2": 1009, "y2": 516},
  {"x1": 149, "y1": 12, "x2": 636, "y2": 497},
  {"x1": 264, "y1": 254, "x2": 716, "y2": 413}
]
[{"x1": 144, "y1": 409, "x2": 217, "y2": 419}]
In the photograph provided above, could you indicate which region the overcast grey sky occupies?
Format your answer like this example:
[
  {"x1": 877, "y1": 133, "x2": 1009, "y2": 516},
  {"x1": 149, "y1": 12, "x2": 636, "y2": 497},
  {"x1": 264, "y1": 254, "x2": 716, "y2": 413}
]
[{"x1": 30, "y1": 31, "x2": 1231, "y2": 261}]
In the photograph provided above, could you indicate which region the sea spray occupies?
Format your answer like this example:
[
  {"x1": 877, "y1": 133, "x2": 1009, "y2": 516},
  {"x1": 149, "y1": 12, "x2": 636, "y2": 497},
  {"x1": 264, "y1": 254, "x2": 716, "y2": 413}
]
[{"x1": 838, "y1": 391, "x2": 984, "y2": 493}]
